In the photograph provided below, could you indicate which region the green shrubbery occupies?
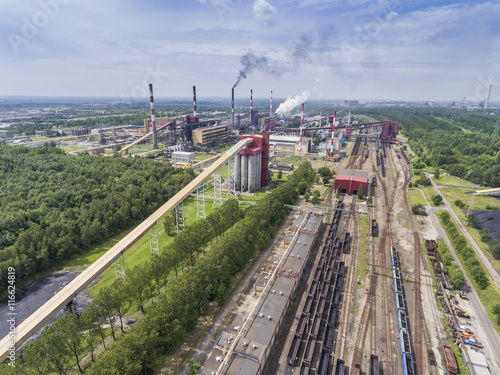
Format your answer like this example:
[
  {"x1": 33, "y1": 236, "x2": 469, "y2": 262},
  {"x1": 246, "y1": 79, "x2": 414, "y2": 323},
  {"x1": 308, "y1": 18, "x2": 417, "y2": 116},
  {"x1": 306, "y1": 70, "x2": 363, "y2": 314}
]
[{"x1": 439, "y1": 211, "x2": 489, "y2": 289}]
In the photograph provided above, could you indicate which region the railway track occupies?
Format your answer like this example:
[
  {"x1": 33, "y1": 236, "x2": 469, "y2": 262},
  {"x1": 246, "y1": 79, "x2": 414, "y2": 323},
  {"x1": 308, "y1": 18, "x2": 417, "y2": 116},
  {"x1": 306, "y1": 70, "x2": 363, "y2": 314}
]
[
  {"x1": 396, "y1": 148, "x2": 435, "y2": 375},
  {"x1": 351, "y1": 142, "x2": 400, "y2": 374}
]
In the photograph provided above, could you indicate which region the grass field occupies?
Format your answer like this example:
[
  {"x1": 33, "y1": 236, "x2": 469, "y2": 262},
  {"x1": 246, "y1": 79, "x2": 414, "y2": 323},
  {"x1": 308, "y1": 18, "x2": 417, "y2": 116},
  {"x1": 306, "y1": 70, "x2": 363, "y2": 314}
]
[
  {"x1": 407, "y1": 189, "x2": 428, "y2": 206},
  {"x1": 85, "y1": 196, "x2": 221, "y2": 299},
  {"x1": 419, "y1": 186, "x2": 438, "y2": 206},
  {"x1": 432, "y1": 174, "x2": 475, "y2": 188}
]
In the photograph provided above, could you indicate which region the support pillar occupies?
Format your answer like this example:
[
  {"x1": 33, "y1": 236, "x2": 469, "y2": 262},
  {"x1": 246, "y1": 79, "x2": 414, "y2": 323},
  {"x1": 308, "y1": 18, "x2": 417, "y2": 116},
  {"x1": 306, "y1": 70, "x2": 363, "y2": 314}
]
[
  {"x1": 227, "y1": 158, "x2": 238, "y2": 199},
  {"x1": 115, "y1": 254, "x2": 126, "y2": 279},
  {"x1": 213, "y1": 168, "x2": 223, "y2": 208},
  {"x1": 196, "y1": 185, "x2": 206, "y2": 221},
  {"x1": 176, "y1": 201, "x2": 185, "y2": 234},
  {"x1": 149, "y1": 223, "x2": 160, "y2": 256}
]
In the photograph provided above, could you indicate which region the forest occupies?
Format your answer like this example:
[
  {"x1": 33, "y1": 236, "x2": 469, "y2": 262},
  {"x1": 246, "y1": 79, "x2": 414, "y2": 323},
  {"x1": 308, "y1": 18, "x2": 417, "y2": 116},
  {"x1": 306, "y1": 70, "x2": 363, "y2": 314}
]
[
  {"x1": 0, "y1": 161, "x2": 315, "y2": 375},
  {"x1": 0, "y1": 143, "x2": 195, "y2": 293},
  {"x1": 358, "y1": 108, "x2": 500, "y2": 187}
]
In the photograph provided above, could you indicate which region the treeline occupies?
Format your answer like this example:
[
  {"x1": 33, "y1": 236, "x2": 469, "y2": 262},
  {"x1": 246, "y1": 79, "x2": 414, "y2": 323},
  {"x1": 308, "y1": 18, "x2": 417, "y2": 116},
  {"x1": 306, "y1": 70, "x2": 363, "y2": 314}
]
[
  {"x1": 1, "y1": 161, "x2": 315, "y2": 375},
  {"x1": 0, "y1": 143, "x2": 195, "y2": 292},
  {"x1": 11, "y1": 114, "x2": 149, "y2": 136},
  {"x1": 357, "y1": 108, "x2": 500, "y2": 187},
  {"x1": 439, "y1": 211, "x2": 489, "y2": 289},
  {"x1": 1, "y1": 200, "x2": 244, "y2": 375}
]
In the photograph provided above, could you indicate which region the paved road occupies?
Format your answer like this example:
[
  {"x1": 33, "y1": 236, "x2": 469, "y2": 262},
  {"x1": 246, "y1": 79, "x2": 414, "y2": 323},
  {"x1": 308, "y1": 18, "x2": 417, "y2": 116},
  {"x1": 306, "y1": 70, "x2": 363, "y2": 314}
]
[
  {"x1": 424, "y1": 171, "x2": 500, "y2": 289},
  {"x1": 428, "y1": 210, "x2": 500, "y2": 373}
]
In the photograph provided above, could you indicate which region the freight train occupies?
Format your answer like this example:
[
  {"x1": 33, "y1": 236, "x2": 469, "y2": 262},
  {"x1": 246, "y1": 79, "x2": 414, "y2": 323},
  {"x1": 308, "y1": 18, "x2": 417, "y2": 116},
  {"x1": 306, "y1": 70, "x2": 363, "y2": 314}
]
[{"x1": 392, "y1": 247, "x2": 415, "y2": 375}]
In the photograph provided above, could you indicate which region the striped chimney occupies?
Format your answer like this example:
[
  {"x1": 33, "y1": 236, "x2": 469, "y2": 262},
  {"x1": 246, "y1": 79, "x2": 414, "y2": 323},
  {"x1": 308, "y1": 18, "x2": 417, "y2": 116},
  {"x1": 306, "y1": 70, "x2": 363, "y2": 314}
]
[
  {"x1": 231, "y1": 88, "x2": 235, "y2": 129},
  {"x1": 330, "y1": 110, "x2": 336, "y2": 157},
  {"x1": 193, "y1": 86, "x2": 197, "y2": 117},
  {"x1": 270, "y1": 90, "x2": 273, "y2": 113},
  {"x1": 149, "y1": 83, "x2": 158, "y2": 149},
  {"x1": 250, "y1": 89, "x2": 253, "y2": 113},
  {"x1": 299, "y1": 102, "x2": 304, "y2": 155}
]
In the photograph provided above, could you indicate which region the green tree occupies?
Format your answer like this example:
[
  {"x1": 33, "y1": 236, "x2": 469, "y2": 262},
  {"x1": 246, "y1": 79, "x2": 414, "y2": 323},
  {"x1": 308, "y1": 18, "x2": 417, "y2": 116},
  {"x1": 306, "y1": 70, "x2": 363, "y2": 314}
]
[
  {"x1": 323, "y1": 175, "x2": 331, "y2": 185},
  {"x1": 434, "y1": 168, "x2": 440, "y2": 179},
  {"x1": 480, "y1": 228, "x2": 491, "y2": 242},
  {"x1": 432, "y1": 194, "x2": 443, "y2": 206},
  {"x1": 455, "y1": 199, "x2": 465, "y2": 208},
  {"x1": 53, "y1": 314, "x2": 85, "y2": 373},
  {"x1": 23, "y1": 339, "x2": 51, "y2": 375},
  {"x1": 40, "y1": 322, "x2": 71, "y2": 375},
  {"x1": 297, "y1": 181, "x2": 308, "y2": 195},
  {"x1": 126, "y1": 266, "x2": 151, "y2": 313},
  {"x1": 357, "y1": 185, "x2": 365, "y2": 200},
  {"x1": 311, "y1": 195, "x2": 320, "y2": 205},
  {"x1": 187, "y1": 358, "x2": 202, "y2": 374},
  {"x1": 449, "y1": 268, "x2": 466, "y2": 288},
  {"x1": 278, "y1": 170, "x2": 283, "y2": 180},
  {"x1": 411, "y1": 204, "x2": 427, "y2": 216}
]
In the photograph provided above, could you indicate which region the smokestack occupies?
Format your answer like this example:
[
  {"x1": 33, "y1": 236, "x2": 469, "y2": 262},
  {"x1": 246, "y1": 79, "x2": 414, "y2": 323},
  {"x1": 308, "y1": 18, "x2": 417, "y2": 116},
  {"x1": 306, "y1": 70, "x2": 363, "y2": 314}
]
[
  {"x1": 330, "y1": 110, "x2": 336, "y2": 158},
  {"x1": 250, "y1": 89, "x2": 253, "y2": 113},
  {"x1": 270, "y1": 90, "x2": 273, "y2": 114},
  {"x1": 299, "y1": 102, "x2": 304, "y2": 155},
  {"x1": 485, "y1": 84, "x2": 493, "y2": 109},
  {"x1": 149, "y1": 83, "x2": 158, "y2": 150},
  {"x1": 193, "y1": 86, "x2": 197, "y2": 117},
  {"x1": 232, "y1": 88, "x2": 235, "y2": 129}
]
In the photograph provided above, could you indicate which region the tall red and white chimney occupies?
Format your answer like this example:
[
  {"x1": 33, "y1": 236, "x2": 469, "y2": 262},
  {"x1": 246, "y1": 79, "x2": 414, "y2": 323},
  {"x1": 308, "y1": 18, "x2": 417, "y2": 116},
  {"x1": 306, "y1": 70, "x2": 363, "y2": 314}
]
[
  {"x1": 270, "y1": 90, "x2": 273, "y2": 114},
  {"x1": 149, "y1": 83, "x2": 158, "y2": 150},
  {"x1": 231, "y1": 88, "x2": 235, "y2": 129},
  {"x1": 250, "y1": 89, "x2": 253, "y2": 113},
  {"x1": 330, "y1": 110, "x2": 336, "y2": 158},
  {"x1": 299, "y1": 102, "x2": 304, "y2": 155},
  {"x1": 193, "y1": 86, "x2": 197, "y2": 117}
]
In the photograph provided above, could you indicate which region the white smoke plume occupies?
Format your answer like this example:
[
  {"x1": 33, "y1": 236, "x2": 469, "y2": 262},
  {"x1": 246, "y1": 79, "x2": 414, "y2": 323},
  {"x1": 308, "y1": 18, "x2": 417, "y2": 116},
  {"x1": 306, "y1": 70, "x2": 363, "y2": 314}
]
[{"x1": 275, "y1": 90, "x2": 311, "y2": 115}]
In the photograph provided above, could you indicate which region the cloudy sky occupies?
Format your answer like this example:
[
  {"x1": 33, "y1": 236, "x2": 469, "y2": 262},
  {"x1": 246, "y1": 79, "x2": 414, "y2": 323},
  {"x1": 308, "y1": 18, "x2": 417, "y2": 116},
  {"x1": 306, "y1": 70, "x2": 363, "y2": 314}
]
[{"x1": 1, "y1": 0, "x2": 499, "y2": 102}]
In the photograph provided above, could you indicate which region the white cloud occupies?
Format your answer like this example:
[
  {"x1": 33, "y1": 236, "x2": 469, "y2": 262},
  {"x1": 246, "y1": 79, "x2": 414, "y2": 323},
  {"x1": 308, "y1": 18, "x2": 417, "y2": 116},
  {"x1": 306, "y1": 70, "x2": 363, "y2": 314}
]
[{"x1": 253, "y1": 0, "x2": 277, "y2": 26}]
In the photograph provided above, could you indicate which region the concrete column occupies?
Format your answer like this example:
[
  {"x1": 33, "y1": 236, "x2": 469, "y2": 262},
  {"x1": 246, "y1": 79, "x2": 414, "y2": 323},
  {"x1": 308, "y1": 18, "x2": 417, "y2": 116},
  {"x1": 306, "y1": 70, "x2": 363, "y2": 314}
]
[
  {"x1": 235, "y1": 153, "x2": 241, "y2": 191},
  {"x1": 248, "y1": 155, "x2": 256, "y2": 193},
  {"x1": 242, "y1": 154, "x2": 249, "y2": 192},
  {"x1": 257, "y1": 152, "x2": 262, "y2": 189}
]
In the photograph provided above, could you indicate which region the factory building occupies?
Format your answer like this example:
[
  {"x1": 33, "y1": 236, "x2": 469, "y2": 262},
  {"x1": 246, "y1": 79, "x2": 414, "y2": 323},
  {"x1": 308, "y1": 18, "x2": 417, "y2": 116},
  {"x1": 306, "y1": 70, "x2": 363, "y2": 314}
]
[
  {"x1": 171, "y1": 151, "x2": 196, "y2": 164},
  {"x1": 200, "y1": 213, "x2": 322, "y2": 375},
  {"x1": 334, "y1": 169, "x2": 368, "y2": 195},
  {"x1": 381, "y1": 120, "x2": 399, "y2": 141},
  {"x1": 143, "y1": 116, "x2": 169, "y2": 133},
  {"x1": 269, "y1": 135, "x2": 310, "y2": 154},
  {"x1": 234, "y1": 134, "x2": 270, "y2": 192},
  {"x1": 192, "y1": 125, "x2": 228, "y2": 147}
]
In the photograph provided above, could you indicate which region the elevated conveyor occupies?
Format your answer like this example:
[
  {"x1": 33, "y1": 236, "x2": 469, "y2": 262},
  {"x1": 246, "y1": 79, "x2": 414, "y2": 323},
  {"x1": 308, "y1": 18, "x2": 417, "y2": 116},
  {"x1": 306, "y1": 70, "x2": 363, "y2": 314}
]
[{"x1": 0, "y1": 138, "x2": 253, "y2": 362}]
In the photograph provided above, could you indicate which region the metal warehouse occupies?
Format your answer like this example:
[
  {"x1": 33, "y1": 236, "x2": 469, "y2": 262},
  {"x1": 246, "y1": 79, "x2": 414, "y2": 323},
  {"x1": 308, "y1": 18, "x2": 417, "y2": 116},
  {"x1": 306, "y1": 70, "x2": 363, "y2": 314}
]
[{"x1": 334, "y1": 169, "x2": 368, "y2": 195}]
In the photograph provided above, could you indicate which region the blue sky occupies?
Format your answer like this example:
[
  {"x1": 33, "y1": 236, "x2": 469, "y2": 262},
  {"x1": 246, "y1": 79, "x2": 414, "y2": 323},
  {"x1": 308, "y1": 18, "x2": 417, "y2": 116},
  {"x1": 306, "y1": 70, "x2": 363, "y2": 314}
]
[{"x1": 0, "y1": 0, "x2": 499, "y2": 102}]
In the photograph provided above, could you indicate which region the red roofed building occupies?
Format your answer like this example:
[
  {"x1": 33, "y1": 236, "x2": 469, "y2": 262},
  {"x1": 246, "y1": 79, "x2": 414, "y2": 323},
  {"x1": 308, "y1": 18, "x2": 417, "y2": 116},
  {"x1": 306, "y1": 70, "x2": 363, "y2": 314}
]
[{"x1": 334, "y1": 169, "x2": 368, "y2": 195}]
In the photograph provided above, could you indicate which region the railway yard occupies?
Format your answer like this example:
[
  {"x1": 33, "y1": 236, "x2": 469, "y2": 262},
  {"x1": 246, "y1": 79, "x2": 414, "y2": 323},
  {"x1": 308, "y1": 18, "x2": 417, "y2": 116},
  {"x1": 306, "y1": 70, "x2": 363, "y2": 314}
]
[{"x1": 199, "y1": 134, "x2": 500, "y2": 375}]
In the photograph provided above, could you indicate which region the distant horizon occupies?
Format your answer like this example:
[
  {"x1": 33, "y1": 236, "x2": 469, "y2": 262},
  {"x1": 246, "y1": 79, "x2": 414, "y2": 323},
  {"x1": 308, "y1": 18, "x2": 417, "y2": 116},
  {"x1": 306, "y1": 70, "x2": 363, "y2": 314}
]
[
  {"x1": 0, "y1": 95, "x2": 496, "y2": 105},
  {"x1": 1, "y1": 1, "x2": 498, "y2": 102}
]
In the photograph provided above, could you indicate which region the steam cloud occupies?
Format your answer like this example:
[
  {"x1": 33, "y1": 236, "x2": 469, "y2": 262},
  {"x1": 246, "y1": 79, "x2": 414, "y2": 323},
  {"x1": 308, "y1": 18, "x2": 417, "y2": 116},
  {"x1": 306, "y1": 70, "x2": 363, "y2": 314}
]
[
  {"x1": 233, "y1": 51, "x2": 281, "y2": 88},
  {"x1": 276, "y1": 90, "x2": 311, "y2": 115}
]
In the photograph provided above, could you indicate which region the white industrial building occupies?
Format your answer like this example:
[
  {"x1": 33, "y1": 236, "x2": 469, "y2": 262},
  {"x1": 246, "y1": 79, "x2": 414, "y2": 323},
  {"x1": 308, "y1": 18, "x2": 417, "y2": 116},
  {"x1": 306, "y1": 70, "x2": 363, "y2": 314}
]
[
  {"x1": 171, "y1": 151, "x2": 196, "y2": 164},
  {"x1": 269, "y1": 135, "x2": 310, "y2": 153}
]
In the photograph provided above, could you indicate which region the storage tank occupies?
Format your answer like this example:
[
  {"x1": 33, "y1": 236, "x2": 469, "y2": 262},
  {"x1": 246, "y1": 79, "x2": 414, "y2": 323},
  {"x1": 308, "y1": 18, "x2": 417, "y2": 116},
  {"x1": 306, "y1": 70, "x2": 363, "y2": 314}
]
[
  {"x1": 241, "y1": 154, "x2": 249, "y2": 191},
  {"x1": 234, "y1": 154, "x2": 241, "y2": 190},
  {"x1": 248, "y1": 155, "x2": 257, "y2": 192}
]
